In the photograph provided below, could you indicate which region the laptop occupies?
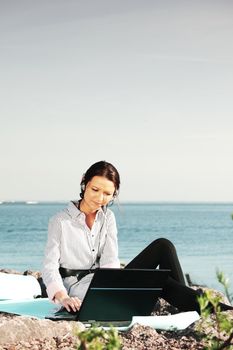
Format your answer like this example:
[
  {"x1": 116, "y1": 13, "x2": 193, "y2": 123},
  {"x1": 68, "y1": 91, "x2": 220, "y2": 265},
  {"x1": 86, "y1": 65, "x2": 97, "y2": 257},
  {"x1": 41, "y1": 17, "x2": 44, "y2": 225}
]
[{"x1": 46, "y1": 268, "x2": 170, "y2": 326}]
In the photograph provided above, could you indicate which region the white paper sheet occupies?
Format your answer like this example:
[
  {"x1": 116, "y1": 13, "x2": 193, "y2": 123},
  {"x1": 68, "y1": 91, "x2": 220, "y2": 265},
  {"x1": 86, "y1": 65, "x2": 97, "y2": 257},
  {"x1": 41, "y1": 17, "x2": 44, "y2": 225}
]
[
  {"x1": 104, "y1": 311, "x2": 200, "y2": 331},
  {"x1": 0, "y1": 273, "x2": 41, "y2": 300}
]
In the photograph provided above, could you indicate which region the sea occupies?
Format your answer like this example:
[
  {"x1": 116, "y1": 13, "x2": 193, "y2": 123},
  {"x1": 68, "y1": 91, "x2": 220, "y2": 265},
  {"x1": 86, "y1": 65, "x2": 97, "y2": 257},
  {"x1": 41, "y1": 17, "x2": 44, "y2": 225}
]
[{"x1": 0, "y1": 202, "x2": 232, "y2": 293}]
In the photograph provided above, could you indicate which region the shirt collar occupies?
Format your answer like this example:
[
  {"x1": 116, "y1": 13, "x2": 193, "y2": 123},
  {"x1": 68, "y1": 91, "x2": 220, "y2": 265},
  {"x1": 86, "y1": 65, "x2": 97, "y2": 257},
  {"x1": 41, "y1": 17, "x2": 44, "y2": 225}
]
[
  {"x1": 67, "y1": 201, "x2": 107, "y2": 219},
  {"x1": 67, "y1": 201, "x2": 82, "y2": 219}
]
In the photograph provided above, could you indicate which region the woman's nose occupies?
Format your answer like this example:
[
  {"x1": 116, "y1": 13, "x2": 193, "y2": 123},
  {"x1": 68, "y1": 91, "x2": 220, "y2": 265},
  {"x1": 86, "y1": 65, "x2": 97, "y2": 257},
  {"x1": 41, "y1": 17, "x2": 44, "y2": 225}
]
[{"x1": 96, "y1": 192, "x2": 104, "y2": 202}]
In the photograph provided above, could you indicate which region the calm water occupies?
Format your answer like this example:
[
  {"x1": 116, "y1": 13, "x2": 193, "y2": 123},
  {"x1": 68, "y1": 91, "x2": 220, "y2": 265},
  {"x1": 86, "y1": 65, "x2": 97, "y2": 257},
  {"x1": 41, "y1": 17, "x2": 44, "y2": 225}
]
[{"x1": 0, "y1": 202, "x2": 232, "y2": 292}]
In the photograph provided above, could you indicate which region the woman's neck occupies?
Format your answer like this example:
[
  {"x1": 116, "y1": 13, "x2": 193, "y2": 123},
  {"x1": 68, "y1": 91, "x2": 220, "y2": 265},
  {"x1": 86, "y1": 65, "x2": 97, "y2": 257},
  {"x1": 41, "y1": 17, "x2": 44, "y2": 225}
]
[
  {"x1": 79, "y1": 199, "x2": 97, "y2": 216},
  {"x1": 78, "y1": 200, "x2": 97, "y2": 229}
]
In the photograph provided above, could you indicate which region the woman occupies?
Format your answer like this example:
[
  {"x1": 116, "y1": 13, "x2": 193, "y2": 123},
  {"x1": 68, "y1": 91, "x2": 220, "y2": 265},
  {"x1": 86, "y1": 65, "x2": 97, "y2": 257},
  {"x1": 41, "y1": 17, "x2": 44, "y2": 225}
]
[
  {"x1": 42, "y1": 160, "x2": 232, "y2": 314},
  {"x1": 42, "y1": 161, "x2": 121, "y2": 312}
]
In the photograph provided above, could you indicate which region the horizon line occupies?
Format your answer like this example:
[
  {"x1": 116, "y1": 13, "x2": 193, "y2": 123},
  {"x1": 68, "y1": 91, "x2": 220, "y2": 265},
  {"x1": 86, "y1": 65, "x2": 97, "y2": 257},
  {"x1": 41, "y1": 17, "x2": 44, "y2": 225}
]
[{"x1": 1, "y1": 200, "x2": 233, "y2": 205}]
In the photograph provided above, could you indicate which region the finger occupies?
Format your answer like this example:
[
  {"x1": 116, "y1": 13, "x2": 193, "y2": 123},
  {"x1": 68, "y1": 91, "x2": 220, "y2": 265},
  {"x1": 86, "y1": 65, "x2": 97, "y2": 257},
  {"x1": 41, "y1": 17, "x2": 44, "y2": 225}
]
[
  {"x1": 66, "y1": 303, "x2": 72, "y2": 312},
  {"x1": 68, "y1": 298, "x2": 78, "y2": 312},
  {"x1": 74, "y1": 302, "x2": 81, "y2": 311},
  {"x1": 74, "y1": 297, "x2": 82, "y2": 304},
  {"x1": 62, "y1": 298, "x2": 72, "y2": 312},
  {"x1": 64, "y1": 303, "x2": 71, "y2": 312},
  {"x1": 71, "y1": 297, "x2": 81, "y2": 310},
  {"x1": 74, "y1": 297, "x2": 82, "y2": 303},
  {"x1": 75, "y1": 298, "x2": 82, "y2": 310}
]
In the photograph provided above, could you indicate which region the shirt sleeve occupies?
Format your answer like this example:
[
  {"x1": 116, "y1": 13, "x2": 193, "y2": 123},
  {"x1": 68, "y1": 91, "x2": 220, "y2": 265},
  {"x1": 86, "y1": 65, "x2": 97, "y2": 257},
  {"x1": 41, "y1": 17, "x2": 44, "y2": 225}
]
[
  {"x1": 42, "y1": 216, "x2": 67, "y2": 301},
  {"x1": 100, "y1": 210, "x2": 121, "y2": 268}
]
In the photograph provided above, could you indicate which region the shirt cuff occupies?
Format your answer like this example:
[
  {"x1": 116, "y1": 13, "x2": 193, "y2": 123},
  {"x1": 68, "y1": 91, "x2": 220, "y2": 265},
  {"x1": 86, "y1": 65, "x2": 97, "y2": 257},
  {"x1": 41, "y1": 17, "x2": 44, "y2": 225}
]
[{"x1": 46, "y1": 281, "x2": 67, "y2": 302}]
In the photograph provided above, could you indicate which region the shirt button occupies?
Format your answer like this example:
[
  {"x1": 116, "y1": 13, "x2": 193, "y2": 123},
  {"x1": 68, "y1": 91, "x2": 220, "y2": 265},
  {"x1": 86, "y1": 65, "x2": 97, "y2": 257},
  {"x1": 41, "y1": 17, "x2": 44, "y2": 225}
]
[{"x1": 92, "y1": 249, "x2": 95, "y2": 252}]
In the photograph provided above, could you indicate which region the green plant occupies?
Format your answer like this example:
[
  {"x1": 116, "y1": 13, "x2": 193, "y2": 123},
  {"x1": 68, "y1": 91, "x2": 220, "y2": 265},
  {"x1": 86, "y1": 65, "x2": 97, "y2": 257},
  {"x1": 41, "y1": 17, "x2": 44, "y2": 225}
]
[
  {"x1": 197, "y1": 272, "x2": 233, "y2": 350},
  {"x1": 216, "y1": 270, "x2": 232, "y2": 305},
  {"x1": 76, "y1": 326, "x2": 121, "y2": 350}
]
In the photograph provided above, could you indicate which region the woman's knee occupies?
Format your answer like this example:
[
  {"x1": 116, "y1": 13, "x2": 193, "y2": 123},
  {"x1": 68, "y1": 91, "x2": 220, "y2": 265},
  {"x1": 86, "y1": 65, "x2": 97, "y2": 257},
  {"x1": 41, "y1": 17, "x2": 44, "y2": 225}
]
[{"x1": 150, "y1": 238, "x2": 176, "y2": 252}]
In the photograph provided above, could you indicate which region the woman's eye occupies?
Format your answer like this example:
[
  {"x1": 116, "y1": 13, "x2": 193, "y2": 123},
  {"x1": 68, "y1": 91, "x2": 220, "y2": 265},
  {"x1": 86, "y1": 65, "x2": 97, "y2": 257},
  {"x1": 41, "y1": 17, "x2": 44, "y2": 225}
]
[{"x1": 92, "y1": 188, "x2": 98, "y2": 192}]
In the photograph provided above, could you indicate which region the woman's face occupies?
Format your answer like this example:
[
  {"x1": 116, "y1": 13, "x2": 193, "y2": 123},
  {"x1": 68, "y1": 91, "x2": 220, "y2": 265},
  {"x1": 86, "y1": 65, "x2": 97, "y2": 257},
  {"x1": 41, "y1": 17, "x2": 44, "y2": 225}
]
[{"x1": 83, "y1": 176, "x2": 115, "y2": 212}]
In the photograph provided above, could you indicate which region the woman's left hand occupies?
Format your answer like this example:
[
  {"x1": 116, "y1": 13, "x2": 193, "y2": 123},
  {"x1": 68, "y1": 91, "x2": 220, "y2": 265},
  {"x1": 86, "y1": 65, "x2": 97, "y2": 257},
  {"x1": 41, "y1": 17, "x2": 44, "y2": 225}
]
[{"x1": 60, "y1": 296, "x2": 82, "y2": 312}]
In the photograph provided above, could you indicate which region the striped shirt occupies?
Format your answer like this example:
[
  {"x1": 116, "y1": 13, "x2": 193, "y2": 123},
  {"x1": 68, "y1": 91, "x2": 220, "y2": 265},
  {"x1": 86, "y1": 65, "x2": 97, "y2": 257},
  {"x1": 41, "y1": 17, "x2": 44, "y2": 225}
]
[{"x1": 42, "y1": 201, "x2": 120, "y2": 301}]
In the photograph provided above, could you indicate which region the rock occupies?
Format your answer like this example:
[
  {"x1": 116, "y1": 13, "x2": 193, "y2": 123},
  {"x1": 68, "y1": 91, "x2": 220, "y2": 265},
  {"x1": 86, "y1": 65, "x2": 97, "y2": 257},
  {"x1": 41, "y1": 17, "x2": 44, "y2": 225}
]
[
  {"x1": 0, "y1": 269, "x2": 22, "y2": 275},
  {"x1": 120, "y1": 323, "x2": 204, "y2": 350},
  {"x1": 0, "y1": 314, "x2": 85, "y2": 346},
  {"x1": 23, "y1": 270, "x2": 42, "y2": 279}
]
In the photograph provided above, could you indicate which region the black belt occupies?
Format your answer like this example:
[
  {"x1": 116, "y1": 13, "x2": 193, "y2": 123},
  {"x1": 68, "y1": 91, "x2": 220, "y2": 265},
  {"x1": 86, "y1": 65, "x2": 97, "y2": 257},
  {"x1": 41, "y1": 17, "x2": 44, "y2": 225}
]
[{"x1": 59, "y1": 267, "x2": 97, "y2": 279}]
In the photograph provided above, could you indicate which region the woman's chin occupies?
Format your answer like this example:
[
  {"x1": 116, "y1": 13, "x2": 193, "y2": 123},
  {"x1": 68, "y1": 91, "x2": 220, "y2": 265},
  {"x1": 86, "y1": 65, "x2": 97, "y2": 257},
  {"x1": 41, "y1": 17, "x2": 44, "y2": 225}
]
[{"x1": 90, "y1": 202, "x2": 102, "y2": 212}]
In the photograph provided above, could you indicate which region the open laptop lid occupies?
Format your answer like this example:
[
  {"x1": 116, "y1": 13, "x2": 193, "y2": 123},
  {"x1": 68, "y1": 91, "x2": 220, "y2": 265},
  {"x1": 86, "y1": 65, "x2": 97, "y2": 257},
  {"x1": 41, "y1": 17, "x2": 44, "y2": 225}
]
[{"x1": 77, "y1": 268, "x2": 170, "y2": 323}]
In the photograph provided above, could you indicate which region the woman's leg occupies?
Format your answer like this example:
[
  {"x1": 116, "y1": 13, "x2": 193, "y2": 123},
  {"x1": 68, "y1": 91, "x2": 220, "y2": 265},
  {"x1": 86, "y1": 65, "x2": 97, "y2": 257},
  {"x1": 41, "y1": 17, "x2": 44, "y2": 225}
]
[
  {"x1": 125, "y1": 238, "x2": 199, "y2": 311},
  {"x1": 125, "y1": 238, "x2": 186, "y2": 285},
  {"x1": 162, "y1": 277, "x2": 201, "y2": 312},
  {"x1": 125, "y1": 238, "x2": 233, "y2": 313}
]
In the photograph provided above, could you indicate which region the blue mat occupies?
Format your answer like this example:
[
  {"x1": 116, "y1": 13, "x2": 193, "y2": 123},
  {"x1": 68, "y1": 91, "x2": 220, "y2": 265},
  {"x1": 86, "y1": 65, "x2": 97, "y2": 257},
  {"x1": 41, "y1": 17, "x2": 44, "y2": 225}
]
[{"x1": 0, "y1": 298, "x2": 58, "y2": 319}]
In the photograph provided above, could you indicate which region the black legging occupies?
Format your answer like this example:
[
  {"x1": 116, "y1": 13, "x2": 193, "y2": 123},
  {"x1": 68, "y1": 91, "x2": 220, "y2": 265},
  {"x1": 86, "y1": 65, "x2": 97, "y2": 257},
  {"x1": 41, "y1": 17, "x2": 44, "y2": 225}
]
[{"x1": 125, "y1": 238, "x2": 201, "y2": 313}]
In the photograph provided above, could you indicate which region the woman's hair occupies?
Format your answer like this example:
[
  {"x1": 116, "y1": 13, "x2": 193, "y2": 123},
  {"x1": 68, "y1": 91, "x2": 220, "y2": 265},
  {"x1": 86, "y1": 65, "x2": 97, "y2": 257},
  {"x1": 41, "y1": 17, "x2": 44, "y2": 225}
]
[{"x1": 80, "y1": 160, "x2": 120, "y2": 199}]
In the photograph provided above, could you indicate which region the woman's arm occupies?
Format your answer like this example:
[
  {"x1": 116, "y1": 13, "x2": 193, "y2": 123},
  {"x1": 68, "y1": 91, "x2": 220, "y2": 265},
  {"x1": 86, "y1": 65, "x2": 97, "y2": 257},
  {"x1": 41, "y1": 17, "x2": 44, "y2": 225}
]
[
  {"x1": 42, "y1": 216, "x2": 82, "y2": 311},
  {"x1": 42, "y1": 216, "x2": 67, "y2": 301}
]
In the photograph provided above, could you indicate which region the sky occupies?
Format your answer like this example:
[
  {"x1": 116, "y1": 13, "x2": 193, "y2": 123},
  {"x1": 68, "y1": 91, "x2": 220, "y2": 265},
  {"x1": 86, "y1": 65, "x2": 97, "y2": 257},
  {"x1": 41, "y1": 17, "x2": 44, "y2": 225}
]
[{"x1": 1, "y1": 0, "x2": 233, "y2": 202}]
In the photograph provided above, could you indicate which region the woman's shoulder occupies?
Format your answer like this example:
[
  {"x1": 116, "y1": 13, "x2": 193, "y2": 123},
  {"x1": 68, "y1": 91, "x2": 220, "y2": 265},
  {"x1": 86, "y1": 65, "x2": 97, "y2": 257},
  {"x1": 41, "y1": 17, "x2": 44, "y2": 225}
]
[
  {"x1": 104, "y1": 207, "x2": 116, "y2": 221},
  {"x1": 49, "y1": 203, "x2": 72, "y2": 223},
  {"x1": 105, "y1": 206, "x2": 114, "y2": 215}
]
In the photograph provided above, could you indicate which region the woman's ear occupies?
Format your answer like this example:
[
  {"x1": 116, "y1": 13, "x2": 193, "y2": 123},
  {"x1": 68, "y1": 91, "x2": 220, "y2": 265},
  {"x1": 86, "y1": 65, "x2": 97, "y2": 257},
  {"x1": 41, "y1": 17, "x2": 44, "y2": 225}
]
[
  {"x1": 80, "y1": 175, "x2": 86, "y2": 199},
  {"x1": 113, "y1": 190, "x2": 118, "y2": 198}
]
